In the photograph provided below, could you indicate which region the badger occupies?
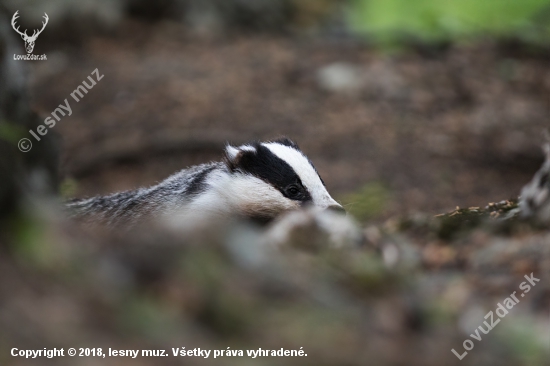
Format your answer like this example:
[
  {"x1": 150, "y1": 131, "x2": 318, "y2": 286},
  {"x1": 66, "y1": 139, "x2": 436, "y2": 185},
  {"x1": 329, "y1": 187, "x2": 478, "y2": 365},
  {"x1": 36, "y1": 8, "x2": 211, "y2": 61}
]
[{"x1": 67, "y1": 138, "x2": 344, "y2": 227}]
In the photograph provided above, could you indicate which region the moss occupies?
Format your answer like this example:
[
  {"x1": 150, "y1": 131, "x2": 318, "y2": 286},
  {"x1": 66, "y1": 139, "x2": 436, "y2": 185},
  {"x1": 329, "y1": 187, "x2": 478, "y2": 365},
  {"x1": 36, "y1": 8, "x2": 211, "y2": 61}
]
[
  {"x1": 434, "y1": 200, "x2": 519, "y2": 240},
  {"x1": 0, "y1": 121, "x2": 26, "y2": 144},
  {"x1": 397, "y1": 199, "x2": 520, "y2": 241},
  {"x1": 118, "y1": 295, "x2": 181, "y2": 341},
  {"x1": 60, "y1": 178, "x2": 79, "y2": 200}
]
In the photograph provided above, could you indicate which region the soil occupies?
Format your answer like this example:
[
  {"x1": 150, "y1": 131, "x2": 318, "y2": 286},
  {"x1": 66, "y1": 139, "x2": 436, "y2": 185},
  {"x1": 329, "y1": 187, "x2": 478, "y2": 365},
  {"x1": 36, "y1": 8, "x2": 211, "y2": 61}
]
[{"x1": 28, "y1": 20, "x2": 550, "y2": 219}]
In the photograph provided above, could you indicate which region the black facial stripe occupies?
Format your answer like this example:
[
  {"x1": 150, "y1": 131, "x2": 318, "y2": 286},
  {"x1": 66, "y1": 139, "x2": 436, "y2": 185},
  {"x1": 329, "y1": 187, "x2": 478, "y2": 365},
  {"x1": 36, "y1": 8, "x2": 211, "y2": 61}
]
[
  {"x1": 186, "y1": 165, "x2": 217, "y2": 196},
  {"x1": 308, "y1": 157, "x2": 326, "y2": 187},
  {"x1": 272, "y1": 138, "x2": 326, "y2": 188},
  {"x1": 235, "y1": 143, "x2": 312, "y2": 202}
]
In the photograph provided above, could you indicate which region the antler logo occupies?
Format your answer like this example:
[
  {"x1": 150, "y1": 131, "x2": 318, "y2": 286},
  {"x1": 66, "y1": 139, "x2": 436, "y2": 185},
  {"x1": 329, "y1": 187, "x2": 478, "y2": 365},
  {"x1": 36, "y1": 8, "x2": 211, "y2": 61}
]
[{"x1": 11, "y1": 10, "x2": 49, "y2": 54}]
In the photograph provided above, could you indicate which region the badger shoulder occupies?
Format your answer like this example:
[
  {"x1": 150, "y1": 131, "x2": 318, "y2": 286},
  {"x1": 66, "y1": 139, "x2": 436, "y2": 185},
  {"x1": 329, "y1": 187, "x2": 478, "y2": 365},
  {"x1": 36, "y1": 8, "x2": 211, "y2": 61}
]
[{"x1": 66, "y1": 162, "x2": 227, "y2": 226}]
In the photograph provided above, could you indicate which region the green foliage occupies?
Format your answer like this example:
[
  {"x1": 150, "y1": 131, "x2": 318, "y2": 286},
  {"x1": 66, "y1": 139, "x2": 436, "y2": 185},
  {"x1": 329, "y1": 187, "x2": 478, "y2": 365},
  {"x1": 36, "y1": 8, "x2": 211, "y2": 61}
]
[
  {"x1": 119, "y1": 296, "x2": 181, "y2": 341},
  {"x1": 349, "y1": 0, "x2": 550, "y2": 45},
  {"x1": 340, "y1": 182, "x2": 391, "y2": 222},
  {"x1": 11, "y1": 215, "x2": 51, "y2": 266},
  {"x1": 499, "y1": 318, "x2": 550, "y2": 366},
  {"x1": 60, "y1": 178, "x2": 79, "y2": 199},
  {"x1": 0, "y1": 121, "x2": 25, "y2": 144}
]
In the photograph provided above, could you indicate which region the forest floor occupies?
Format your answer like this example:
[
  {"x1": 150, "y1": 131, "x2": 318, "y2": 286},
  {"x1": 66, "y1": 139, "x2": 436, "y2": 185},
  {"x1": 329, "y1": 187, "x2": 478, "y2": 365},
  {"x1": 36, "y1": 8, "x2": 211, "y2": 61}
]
[{"x1": 28, "y1": 20, "x2": 550, "y2": 222}]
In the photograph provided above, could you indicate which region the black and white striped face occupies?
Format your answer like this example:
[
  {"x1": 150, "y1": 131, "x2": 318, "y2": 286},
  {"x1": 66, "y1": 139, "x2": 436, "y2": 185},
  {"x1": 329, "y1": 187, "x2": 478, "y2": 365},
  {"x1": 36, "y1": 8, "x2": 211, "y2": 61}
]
[{"x1": 224, "y1": 138, "x2": 343, "y2": 220}]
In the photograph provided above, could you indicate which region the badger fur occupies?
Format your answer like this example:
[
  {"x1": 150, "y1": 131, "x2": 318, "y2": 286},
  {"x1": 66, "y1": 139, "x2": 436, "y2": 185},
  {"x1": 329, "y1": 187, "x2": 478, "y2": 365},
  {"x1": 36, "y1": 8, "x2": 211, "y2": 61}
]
[
  {"x1": 67, "y1": 138, "x2": 344, "y2": 227},
  {"x1": 519, "y1": 143, "x2": 550, "y2": 222}
]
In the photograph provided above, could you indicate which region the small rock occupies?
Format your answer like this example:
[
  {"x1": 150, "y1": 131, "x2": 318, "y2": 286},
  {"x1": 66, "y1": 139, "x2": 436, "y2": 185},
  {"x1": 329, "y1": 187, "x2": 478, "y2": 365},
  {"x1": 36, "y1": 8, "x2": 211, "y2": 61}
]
[
  {"x1": 316, "y1": 62, "x2": 365, "y2": 93},
  {"x1": 265, "y1": 207, "x2": 364, "y2": 250}
]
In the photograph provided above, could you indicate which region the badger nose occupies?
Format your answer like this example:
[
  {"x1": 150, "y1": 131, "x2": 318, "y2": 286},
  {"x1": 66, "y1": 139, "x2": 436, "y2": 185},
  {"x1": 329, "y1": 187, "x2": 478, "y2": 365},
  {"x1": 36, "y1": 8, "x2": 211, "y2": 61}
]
[{"x1": 327, "y1": 205, "x2": 346, "y2": 214}]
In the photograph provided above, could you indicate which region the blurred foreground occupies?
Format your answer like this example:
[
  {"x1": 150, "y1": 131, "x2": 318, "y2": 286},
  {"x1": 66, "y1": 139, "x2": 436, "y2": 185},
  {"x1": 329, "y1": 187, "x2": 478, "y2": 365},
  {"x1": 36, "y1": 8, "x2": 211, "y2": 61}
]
[{"x1": 2, "y1": 189, "x2": 550, "y2": 366}]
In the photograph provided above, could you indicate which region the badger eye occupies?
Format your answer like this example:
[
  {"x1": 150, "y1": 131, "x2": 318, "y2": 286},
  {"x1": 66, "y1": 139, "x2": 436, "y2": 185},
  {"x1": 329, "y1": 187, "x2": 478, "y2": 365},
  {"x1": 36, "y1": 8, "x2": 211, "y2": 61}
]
[{"x1": 285, "y1": 184, "x2": 303, "y2": 200}]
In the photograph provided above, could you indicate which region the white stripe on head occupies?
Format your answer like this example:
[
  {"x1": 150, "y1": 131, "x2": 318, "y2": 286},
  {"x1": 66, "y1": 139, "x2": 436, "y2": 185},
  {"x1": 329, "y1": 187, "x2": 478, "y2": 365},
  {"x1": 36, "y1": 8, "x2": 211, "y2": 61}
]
[{"x1": 262, "y1": 142, "x2": 340, "y2": 209}]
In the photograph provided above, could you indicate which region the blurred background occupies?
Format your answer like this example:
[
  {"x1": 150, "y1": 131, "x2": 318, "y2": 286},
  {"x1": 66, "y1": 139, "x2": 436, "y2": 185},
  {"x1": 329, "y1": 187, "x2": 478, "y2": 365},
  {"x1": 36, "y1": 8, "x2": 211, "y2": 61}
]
[{"x1": 5, "y1": 0, "x2": 550, "y2": 223}]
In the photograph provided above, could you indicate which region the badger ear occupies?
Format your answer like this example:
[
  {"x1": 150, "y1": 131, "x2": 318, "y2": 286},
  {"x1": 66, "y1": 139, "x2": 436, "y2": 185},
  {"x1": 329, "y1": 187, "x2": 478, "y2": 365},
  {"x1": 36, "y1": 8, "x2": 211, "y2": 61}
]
[
  {"x1": 225, "y1": 144, "x2": 256, "y2": 170},
  {"x1": 225, "y1": 145, "x2": 240, "y2": 161}
]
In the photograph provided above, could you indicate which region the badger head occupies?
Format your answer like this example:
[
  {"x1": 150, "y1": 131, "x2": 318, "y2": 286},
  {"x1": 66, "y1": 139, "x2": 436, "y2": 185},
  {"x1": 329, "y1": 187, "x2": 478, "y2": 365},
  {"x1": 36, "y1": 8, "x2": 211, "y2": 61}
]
[{"x1": 222, "y1": 138, "x2": 344, "y2": 222}]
